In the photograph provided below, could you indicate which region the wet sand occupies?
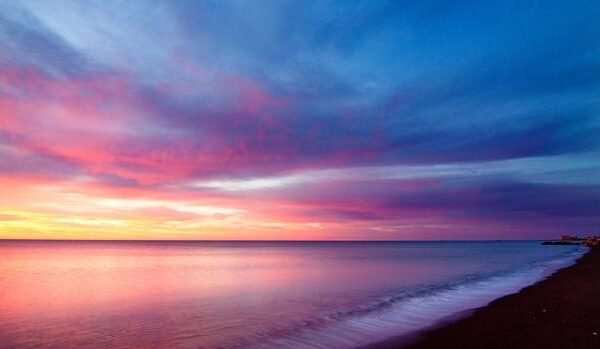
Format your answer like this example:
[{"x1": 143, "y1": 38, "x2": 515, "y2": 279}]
[{"x1": 391, "y1": 246, "x2": 600, "y2": 349}]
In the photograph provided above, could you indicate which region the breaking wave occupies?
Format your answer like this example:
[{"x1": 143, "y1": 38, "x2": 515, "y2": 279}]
[{"x1": 218, "y1": 247, "x2": 585, "y2": 349}]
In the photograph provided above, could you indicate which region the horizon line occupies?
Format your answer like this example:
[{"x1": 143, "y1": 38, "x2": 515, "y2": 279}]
[{"x1": 0, "y1": 238, "x2": 546, "y2": 242}]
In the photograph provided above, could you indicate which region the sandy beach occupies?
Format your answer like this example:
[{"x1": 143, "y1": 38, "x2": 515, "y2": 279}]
[{"x1": 389, "y1": 246, "x2": 600, "y2": 349}]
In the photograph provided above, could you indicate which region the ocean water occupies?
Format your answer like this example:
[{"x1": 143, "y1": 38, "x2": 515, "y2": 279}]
[{"x1": 0, "y1": 240, "x2": 584, "y2": 349}]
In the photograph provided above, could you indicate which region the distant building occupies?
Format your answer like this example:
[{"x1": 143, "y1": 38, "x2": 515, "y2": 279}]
[{"x1": 560, "y1": 235, "x2": 581, "y2": 241}]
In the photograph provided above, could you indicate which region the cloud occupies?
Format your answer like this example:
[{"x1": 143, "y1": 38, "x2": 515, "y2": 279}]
[
  {"x1": 1, "y1": 0, "x2": 599, "y2": 239},
  {"x1": 0, "y1": 214, "x2": 21, "y2": 221}
]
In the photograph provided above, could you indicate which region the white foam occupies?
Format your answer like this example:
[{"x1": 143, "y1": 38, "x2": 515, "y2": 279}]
[{"x1": 234, "y1": 248, "x2": 585, "y2": 349}]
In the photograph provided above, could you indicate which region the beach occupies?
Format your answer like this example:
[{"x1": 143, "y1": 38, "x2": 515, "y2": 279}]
[{"x1": 391, "y1": 246, "x2": 600, "y2": 349}]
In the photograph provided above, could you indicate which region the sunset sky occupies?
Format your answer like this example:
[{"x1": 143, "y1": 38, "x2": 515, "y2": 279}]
[{"x1": 0, "y1": 0, "x2": 599, "y2": 240}]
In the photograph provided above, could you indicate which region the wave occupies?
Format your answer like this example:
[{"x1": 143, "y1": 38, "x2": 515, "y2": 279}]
[{"x1": 217, "y1": 247, "x2": 585, "y2": 349}]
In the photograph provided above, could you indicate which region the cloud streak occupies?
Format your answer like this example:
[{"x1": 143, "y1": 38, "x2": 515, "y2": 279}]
[{"x1": 0, "y1": 0, "x2": 599, "y2": 239}]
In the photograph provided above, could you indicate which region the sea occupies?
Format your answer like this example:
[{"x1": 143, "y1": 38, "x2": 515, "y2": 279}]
[{"x1": 0, "y1": 240, "x2": 585, "y2": 348}]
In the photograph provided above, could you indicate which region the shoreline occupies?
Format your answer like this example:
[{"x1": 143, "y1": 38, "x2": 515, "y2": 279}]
[{"x1": 381, "y1": 247, "x2": 599, "y2": 349}]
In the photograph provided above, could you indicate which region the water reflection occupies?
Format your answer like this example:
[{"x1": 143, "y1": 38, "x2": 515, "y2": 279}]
[{"x1": 0, "y1": 241, "x2": 579, "y2": 348}]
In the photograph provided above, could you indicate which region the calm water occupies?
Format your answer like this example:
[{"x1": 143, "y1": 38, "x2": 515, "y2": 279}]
[{"x1": 0, "y1": 240, "x2": 584, "y2": 348}]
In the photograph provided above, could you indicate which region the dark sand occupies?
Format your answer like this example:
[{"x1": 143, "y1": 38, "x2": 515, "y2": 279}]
[{"x1": 392, "y1": 247, "x2": 600, "y2": 349}]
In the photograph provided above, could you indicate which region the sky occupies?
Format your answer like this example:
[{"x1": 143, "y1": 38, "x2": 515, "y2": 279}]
[{"x1": 0, "y1": 0, "x2": 599, "y2": 240}]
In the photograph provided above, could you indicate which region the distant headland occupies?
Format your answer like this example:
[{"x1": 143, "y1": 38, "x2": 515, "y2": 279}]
[{"x1": 542, "y1": 235, "x2": 599, "y2": 247}]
